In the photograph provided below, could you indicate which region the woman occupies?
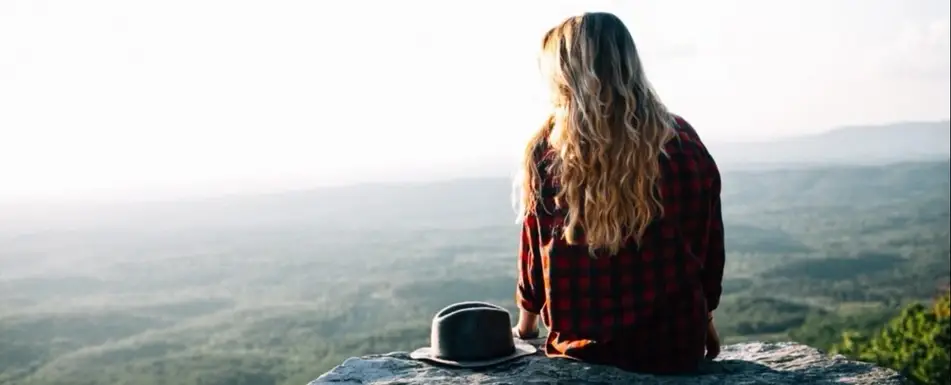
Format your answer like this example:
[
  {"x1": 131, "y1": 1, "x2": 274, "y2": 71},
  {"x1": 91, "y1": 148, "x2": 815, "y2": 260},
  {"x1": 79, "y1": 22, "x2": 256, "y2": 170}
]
[{"x1": 513, "y1": 12, "x2": 725, "y2": 374}]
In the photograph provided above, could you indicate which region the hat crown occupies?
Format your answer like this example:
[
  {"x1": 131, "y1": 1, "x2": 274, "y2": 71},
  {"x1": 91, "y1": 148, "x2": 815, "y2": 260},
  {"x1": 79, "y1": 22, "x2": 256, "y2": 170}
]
[{"x1": 430, "y1": 302, "x2": 516, "y2": 361}]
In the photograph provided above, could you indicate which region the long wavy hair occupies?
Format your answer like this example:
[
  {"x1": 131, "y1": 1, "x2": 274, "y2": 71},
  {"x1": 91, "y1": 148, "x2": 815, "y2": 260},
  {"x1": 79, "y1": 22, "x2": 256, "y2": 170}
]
[{"x1": 516, "y1": 12, "x2": 676, "y2": 256}]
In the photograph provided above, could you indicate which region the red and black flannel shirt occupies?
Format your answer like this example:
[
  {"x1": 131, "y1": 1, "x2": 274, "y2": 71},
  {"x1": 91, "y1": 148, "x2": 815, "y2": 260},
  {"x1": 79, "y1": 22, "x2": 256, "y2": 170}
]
[{"x1": 516, "y1": 116, "x2": 725, "y2": 374}]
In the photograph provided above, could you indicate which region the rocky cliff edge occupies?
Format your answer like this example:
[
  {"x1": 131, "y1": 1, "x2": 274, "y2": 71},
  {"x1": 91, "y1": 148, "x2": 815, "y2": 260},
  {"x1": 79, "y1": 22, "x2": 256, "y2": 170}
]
[{"x1": 310, "y1": 341, "x2": 905, "y2": 385}]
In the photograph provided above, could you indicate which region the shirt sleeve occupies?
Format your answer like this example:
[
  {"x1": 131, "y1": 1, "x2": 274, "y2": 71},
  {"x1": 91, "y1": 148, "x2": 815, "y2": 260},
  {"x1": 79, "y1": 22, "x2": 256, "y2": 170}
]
[
  {"x1": 702, "y1": 154, "x2": 725, "y2": 312},
  {"x1": 516, "y1": 213, "x2": 546, "y2": 314}
]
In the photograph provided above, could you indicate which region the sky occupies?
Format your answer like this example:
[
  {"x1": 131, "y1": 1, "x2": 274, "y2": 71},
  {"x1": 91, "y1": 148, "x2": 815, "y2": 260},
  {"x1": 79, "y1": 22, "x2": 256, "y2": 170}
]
[{"x1": 0, "y1": 0, "x2": 949, "y2": 201}]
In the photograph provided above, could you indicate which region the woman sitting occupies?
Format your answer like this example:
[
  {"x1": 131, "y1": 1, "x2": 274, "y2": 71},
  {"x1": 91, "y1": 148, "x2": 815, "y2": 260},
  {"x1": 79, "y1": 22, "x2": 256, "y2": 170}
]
[{"x1": 512, "y1": 12, "x2": 725, "y2": 375}]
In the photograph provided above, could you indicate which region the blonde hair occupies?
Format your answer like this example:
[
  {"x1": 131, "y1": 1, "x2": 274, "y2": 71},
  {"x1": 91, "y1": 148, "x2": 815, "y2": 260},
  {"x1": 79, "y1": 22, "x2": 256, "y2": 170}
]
[{"x1": 516, "y1": 12, "x2": 676, "y2": 256}]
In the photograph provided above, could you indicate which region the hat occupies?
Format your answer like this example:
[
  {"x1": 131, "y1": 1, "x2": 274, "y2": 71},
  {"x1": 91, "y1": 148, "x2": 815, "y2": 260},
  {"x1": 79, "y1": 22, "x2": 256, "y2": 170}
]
[{"x1": 410, "y1": 301, "x2": 537, "y2": 368}]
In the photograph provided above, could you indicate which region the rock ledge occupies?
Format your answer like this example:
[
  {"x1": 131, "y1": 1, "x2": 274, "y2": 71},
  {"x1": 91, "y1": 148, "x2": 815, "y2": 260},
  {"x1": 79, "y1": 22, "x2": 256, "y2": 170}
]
[{"x1": 310, "y1": 341, "x2": 904, "y2": 384}]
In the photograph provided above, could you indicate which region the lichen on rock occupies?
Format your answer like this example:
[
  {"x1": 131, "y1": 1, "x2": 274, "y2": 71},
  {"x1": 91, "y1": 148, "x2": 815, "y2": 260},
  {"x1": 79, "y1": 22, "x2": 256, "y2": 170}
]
[{"x1": 311, "y1": 342, "x2": 905, "y2": 384}]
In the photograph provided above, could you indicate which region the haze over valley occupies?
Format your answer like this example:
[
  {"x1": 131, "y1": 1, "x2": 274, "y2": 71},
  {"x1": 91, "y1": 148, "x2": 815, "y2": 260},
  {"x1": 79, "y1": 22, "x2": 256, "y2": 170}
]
[{"x1": 1, "y1": 121, "x2": 949, "y2": 385}]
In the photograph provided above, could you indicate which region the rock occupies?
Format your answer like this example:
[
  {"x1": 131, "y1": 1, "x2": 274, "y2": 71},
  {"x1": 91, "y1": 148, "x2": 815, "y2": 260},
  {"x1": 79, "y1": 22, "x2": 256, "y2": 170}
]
[{"x1": 310, "y1": 341, "x2": 906, "y2": 385}]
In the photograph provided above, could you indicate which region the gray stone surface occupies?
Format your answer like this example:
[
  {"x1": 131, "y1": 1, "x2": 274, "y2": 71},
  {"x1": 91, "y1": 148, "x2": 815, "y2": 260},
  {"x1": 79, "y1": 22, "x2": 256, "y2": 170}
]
[{"x1": 310, "y1": 341, "x2": 906, "y2": 384}]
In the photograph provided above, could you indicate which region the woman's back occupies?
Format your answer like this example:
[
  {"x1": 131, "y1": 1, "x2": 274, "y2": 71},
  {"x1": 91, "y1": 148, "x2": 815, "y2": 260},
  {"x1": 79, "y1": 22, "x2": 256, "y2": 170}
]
[
  {"x1": 512, "y1": 12, "x2": 725, "y2": 375},
  {"x1": 517, "y1": 117, "x2": 723, "y2": 373}
]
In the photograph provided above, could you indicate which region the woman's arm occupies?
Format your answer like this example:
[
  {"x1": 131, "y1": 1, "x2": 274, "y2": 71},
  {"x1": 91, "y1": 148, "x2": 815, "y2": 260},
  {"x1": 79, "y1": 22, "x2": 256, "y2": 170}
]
[
  {"x1": 701, "y1": 152, "x2": 725, "y2": 312},
  {"x1": 515, "y1": 309, "x2": 540, "y2": 338},
  {"x1": 515, "y1": 214, "x2": 545, "y2": 337},
  {"x1": 676, "y1": 116, "x2": 724, "y2": 312}
]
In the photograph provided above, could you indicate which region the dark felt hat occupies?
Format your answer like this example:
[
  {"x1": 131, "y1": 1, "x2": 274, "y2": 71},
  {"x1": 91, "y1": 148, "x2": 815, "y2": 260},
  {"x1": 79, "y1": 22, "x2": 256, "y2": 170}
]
[{"x1": 409, "y1": 301, "x2": 537, "y2": 368}]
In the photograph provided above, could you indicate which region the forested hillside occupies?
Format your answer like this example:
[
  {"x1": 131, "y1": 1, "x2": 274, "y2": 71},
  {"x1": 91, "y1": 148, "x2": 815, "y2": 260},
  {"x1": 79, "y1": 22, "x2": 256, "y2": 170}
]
[{"x1": 1, "y1": 160, "x2": 949, "y2": 385}]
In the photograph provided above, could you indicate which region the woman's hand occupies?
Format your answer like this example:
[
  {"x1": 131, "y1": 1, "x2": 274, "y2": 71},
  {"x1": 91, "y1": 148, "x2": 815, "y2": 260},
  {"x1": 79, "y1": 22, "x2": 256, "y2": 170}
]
[
  {"x1": 513, "y1": 309, "x2": 540, "y2": 339},
  {"x1": 512, "y1": 326, "x2": 539, "y2": 339},
  {"x1": 705, "y1": 312, "x2": 721, "y2": 360}
]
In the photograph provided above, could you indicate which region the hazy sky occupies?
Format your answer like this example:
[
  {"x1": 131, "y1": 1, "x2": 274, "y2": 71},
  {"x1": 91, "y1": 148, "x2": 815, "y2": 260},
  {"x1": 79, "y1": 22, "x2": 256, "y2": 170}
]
[{"x1": 1, "y1": 0, "x2": 949, "y2": 201}]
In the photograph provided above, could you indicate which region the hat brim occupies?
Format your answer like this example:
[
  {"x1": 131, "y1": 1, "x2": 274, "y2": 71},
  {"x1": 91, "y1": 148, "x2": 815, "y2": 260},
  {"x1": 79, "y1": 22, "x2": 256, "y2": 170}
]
[{"x1": 409, "y1": 340, "x2": 537, "y2": 368}]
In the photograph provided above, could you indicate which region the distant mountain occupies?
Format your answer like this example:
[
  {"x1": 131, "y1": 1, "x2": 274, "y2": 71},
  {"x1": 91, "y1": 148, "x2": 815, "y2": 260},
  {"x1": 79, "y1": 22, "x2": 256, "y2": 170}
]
[
  {"x1": 707, "y1": 121, "x2": 950, "y2": 170},
  {"x1": 470, "y1": 120, "x2": 951, "y2": 175},
  {"x1": 3, "y1": 159, "x2": 948, "y2": 236}
]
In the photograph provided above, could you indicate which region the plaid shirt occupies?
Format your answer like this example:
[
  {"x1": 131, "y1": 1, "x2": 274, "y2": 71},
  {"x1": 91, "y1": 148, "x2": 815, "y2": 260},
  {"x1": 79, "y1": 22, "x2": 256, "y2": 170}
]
[{"x1": 516, "y1": 116, "x2": 725, "y2": 374}]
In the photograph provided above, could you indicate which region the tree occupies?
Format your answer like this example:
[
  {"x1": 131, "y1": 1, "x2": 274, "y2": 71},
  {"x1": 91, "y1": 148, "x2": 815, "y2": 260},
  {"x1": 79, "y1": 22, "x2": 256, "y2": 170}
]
[{"x1": 832, "y1": 291, "x2": 950, "y2": 385}]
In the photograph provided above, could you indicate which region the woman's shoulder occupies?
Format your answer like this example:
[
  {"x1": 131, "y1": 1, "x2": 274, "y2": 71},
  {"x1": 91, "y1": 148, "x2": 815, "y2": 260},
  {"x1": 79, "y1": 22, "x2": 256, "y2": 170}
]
[
  {"x1": 670, "y1": 114, "x2": 698, "y2": 139},
  {"x1": 663, "y1": 114, "x2": 717, "y2": 175},
  {"x1": 666, "y1": 115, "x2": 707, "y2": 154}
]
